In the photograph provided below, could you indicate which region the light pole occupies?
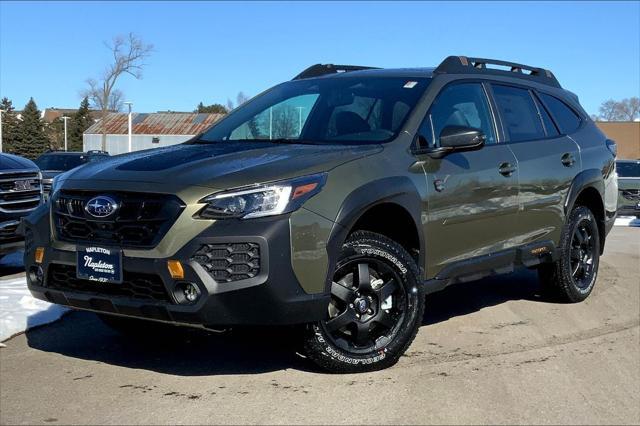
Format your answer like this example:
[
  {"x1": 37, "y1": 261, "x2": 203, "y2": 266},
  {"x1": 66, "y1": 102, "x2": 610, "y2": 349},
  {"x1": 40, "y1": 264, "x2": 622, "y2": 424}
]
[
  {"x1": 296, "y1": 107, "x2": 304, "y2": 135},
  {"x1": 0, "y1": 109, "x2": 4, "y2": 153},
  {"x1": 124, "y1": 101, "x2": 133, "y2": 153},
  {"x1": 61, "y1": 116, "x2": 70, "y2": 151}
]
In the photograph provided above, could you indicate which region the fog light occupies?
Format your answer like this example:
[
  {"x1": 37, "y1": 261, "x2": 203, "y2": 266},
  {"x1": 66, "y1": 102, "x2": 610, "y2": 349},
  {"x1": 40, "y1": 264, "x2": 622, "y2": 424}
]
[
  {"x1": 183, "y1": 283, "x2": 198, "y2": 302},
  {"x1": 167, "y1": 260, "x2": 184, "y2": 279},
  {"x1": 173, "y1": 281, "x2": 200, "y2": 304},
  {"x1": 29, "y1": 266, "x2": 44, "y2": 285},
  {"x1": 35, "y1": 247, "x2": 44, "y2": 264}
]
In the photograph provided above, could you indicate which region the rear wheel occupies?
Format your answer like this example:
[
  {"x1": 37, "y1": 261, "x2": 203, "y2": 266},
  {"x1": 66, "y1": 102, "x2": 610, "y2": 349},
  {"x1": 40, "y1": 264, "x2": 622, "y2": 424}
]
[
  {"x1": 303, "y1": 231, "x2": 425, "y2": 373},
  {"x1": 538, "y1": 205, "x2": 600, "y2": 303}
]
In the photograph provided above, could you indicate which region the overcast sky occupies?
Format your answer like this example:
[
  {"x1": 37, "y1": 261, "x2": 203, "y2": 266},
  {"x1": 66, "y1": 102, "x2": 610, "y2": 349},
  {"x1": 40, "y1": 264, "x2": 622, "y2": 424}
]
[{"x1": 1, "y1": 1, "x2": 639, "y2": 115}]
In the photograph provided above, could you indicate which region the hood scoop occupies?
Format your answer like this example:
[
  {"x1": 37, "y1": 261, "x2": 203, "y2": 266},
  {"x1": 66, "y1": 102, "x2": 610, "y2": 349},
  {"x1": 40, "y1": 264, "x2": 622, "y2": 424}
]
[{"x1": 115, "y1": 142, "x2": 273, "y2": 172}]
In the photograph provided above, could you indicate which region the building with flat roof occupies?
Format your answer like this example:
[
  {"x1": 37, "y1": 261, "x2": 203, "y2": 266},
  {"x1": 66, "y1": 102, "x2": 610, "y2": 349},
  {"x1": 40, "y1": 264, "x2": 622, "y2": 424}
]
[{"x1": 596, "y1": 121, "x2": 640, "y2": 159}]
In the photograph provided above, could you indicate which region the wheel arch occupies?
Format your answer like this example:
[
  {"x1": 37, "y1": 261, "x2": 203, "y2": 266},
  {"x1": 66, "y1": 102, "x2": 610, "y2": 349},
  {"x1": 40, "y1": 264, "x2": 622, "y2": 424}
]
[
  {"x1": 325, "y1": 177, "x2": 426, "y2": 290},
  {"x1": 565, "y1": 169, "x2": 606, "y2": 253}
]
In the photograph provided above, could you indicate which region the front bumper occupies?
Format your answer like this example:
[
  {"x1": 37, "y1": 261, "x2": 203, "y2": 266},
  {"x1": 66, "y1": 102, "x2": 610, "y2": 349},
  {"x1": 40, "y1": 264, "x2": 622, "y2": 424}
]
[
  {"x1": 25, "y1": 216, "x2": 331, "y2": 327},
  {"x1": 0, "y1": 219, "x2": 24, "y2": 255}
]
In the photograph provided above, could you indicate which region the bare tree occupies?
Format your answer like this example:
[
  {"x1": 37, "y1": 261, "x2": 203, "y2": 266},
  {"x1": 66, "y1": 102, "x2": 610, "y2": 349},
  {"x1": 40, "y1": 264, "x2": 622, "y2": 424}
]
[
  {"x1": 597, "y1": 97, "x2": 640, "y2": 121},
  {"x1": 82, "y1": 80, "x2": 125, "y2": 112},
  {"x1": 82, "y1": 33, "x2": 153, "y2": 151},
  {"x1": 618, "y1": 97, "x2": 640, "y2": 121},
  {"x1": 226, "y1": 91, "x2": 250, "y2": 112},
  {"x1": 598, "y1": 99, "x2": 621, "y2": 121}
]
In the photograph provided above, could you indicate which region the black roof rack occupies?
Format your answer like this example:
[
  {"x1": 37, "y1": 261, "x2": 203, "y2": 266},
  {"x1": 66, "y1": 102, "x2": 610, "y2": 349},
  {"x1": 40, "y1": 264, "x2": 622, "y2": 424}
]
[
  {"x1": 293, "y1": 64, "x2": 380, "y2": 80},
  {"x1": 434, "y1": 56, "x2": 561, "y2": 88}
]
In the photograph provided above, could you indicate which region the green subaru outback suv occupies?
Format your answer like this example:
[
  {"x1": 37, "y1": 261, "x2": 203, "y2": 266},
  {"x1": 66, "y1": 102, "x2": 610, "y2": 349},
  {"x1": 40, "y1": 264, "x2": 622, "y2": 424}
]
[{"x1": 24, "y1": 56, "x2": 617, "y2": 373}]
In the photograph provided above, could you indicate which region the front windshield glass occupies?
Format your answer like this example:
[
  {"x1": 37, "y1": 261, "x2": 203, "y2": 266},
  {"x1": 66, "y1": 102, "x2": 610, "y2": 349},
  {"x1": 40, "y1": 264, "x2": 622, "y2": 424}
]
[
  {"x1": 35, "y1": 154, "x2": 86, "y2": 171},
  {"x1": 197, "y1": 76, "x2": 431, "y2": 145},
  {"x1": 617, "y1": 161, "x2": 640, "y2": 177}
]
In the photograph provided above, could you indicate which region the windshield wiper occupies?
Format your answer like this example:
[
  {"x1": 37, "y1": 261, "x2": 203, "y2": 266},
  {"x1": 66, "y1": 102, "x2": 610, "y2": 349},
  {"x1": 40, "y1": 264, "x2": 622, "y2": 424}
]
[{"x1": 265, "y1": 138, "x2": 318, "y2": 145}]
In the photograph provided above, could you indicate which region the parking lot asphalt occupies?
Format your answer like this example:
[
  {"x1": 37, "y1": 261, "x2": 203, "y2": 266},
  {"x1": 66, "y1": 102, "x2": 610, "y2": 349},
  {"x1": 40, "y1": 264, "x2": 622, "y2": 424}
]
[{"x1": 1, "y1": 226, "x2": 639, "y2": 425}]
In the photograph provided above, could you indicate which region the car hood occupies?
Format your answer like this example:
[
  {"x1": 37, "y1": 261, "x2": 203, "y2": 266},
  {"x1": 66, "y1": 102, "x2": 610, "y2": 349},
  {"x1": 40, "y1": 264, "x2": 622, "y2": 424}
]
[
  {"x1": 0, "y1": 153, "x2": 38, "y2": 171},
  {"x1": 63, "y1": 142, "x2": 382, "y2": 190}
]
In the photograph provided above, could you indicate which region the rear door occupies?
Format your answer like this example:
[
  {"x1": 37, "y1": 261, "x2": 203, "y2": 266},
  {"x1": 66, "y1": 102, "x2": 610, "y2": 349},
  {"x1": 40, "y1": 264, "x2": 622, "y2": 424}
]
[
  {"x1": 418, "y1": 82, "x2": 521, "y2": 277},
  {"x1": 489, "y1": 84, "x2": 581, "y2": 245}
]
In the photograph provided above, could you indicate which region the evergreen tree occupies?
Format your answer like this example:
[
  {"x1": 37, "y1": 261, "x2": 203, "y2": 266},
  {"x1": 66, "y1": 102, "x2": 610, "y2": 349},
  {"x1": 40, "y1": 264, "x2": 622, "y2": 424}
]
[
  {"x1": 14, "y1": 98, "x2": 49, "y2": 159},
  {"x1": 0, "y1": 97, "x2": 19, "y2": 153},
  {"x1": 45, "y1": 117, "x2": 65, "y2": 151},
  {"x1": 194, "y1": 102, "x2": 228, "y2": 114},
  {"x1": 68, "y1": 97, "x2": 93, "y2": 151}
]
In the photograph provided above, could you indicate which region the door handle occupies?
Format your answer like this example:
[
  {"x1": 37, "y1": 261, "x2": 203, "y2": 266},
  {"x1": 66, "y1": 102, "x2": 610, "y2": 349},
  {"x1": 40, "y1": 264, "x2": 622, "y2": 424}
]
[
  {"x1": 498, "y1": 162, "x2": 517, "y2": 177},
  {"x1": 561, "y1": 153, "x2": 576, "y2": 167}
]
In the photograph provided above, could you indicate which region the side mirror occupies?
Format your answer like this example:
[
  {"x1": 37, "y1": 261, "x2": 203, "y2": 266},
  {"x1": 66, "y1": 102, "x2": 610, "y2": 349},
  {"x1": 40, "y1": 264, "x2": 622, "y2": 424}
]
[{"x1": 416, "y1": 126, "x2": 486, "y2": 159}]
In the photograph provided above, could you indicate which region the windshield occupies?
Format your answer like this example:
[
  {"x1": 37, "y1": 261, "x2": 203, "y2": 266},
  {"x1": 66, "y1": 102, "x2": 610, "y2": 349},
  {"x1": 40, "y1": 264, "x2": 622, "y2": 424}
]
[
  {"x1": 617, "y1": 161, "x2": 640, "y2": 177},
  {"x1": 35, "y1": 154, "x2": 86, "y2": 171},
  {"x1": 197, "y1": 76, "x2": 431, "y2": 145}
]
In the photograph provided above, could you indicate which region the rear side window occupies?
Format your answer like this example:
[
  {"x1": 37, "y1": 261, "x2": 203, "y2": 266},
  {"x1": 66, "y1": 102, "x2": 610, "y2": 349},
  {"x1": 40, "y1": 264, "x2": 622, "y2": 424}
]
[
  {"x1": 533, "y1": 94, "x2": 559, "y2": 137},
  {"x1": 492, "y1": 85, "x2": 545, "y2": 142},
  {"x1": 539, "y1": 93, "x2": 582, "y2": 134}
]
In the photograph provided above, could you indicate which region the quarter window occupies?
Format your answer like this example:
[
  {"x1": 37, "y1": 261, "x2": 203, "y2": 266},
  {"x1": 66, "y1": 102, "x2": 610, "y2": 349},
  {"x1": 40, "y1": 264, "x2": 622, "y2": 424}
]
[
  {"x1": 492, "y1": 85, "x2": 546, "y2": 142},
  {"x1": 424, "y1": 83, "x2": 496, "y2": 146},
  {"x1": 539, "y1": 93, "x2": 581, "y2": 134}
]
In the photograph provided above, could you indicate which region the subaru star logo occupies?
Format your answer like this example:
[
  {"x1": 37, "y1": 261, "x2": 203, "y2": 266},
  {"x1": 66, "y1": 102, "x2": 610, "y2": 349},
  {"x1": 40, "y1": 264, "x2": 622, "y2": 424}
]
[{"x1": 85, "y1": 196, "x2": 118, "y2": 218}]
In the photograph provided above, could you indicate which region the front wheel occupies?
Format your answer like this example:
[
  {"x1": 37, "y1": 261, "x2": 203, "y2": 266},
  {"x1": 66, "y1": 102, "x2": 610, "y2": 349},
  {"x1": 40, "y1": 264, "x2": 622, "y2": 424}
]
[
  {"x1": 538, "y1": 205, "x2": 600, "y2": 303},
  {"x1": 303, "y1": 231, "x2": 425, "y2": 373}
]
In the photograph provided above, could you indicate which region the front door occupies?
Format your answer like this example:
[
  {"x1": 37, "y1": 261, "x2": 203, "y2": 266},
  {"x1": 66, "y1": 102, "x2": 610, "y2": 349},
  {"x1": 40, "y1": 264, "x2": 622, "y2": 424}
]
[{"x1": 417, "y1": 82, "x2": 521, "y2": 277}]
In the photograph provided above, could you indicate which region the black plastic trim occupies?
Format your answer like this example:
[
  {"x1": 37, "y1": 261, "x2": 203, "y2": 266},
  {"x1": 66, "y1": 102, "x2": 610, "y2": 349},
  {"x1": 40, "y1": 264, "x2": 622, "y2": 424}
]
[{"x1": 423, "y1": 240, "x2": 557, "y2": 295}]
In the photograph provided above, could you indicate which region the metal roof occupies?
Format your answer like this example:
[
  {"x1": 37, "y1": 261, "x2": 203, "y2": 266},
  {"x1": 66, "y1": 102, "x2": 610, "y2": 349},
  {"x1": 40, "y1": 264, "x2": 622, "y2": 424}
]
[{"x1": 84, "y1": 112, "x2": 225, "y2": 135}]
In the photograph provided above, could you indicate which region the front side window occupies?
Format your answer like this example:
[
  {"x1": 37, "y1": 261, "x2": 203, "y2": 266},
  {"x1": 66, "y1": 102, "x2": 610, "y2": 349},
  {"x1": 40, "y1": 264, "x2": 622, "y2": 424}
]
[
  {"x1": 198, "y1": 77, "x2": 431, "y2": 145},
  {"x1": 423, "y1": 83, "x2": 496, "y2": 146},
  {"x1": 539, "y1": 93, "x2": 581, "y2": 134},
  {"x1": 492, "y1": 85, "x2": 546, "y2": 142}
]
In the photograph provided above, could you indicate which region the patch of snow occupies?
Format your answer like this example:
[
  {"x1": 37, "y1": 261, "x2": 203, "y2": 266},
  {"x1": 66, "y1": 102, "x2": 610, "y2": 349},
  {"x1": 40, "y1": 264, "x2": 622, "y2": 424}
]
[
  {"x1": 615, "y1": 216, "x2": 640, "y2": 227},
  {"x1": 0, "y1": 276, "x2": 69, "y2": 342}
]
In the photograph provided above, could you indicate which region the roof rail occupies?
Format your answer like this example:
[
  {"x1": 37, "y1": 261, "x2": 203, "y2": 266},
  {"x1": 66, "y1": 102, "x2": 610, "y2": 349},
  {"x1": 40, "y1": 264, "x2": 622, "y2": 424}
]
[
  {"x1": 434, "y1": 56, "x2": 561, "y2": 88},
  {"x1": 293, "y1": 64, "x2": 380, "y2": 80}
]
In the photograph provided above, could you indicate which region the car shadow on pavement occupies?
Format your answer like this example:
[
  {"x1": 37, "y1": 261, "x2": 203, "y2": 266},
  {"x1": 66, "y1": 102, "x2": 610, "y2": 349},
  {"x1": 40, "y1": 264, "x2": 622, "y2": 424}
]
[
  {"x1": 26, "y1": 311, "x2": 317, "y2": 376},
  {"x1": 423, "y1": 267, "x2": 549, "y2": 326},
  {"x1": 25, "y1": 267, "x2": 551, "y2": 376}
]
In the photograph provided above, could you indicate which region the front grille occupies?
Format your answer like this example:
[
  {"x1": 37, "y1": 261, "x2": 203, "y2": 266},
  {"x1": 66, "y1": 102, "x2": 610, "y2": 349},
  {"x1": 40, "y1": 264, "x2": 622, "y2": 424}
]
[
  {"x1": 46, "y1": 264, "x2": 171, "y2": 302},
  {"x1": 42, "y1": 179, "x2": 52, "y2": 197},
  {"x1": 0, "y1": 220, "x2": 21, "y2": 242},
  {"x1": 0, "y1": 170, "x2": 42, "y2": 213},
  {"x1": 621, "y1": 189, "x2": 640, "y2": 201},
  {"x1": 53, "y1": 190, "x2": 185, "y2": 249},
  {"x1": 192, "y1": 243, "x2": 261, "y2": 283}
]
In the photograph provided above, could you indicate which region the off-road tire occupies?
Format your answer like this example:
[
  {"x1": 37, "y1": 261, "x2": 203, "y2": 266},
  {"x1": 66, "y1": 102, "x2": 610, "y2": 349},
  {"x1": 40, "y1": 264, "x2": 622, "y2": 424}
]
[
  {"x1": 538, "y1": 205, "x2": 600, "y2": 303},
  {"x1": 303, "y1": 231, "x2": 425, "y2": 373}
]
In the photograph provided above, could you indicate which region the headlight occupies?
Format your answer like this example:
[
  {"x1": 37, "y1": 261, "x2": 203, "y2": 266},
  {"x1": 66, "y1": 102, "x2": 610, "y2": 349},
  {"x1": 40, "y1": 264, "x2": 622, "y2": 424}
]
[{"x1": 196, "y1": 173, "x2": 327, "y2": 219}]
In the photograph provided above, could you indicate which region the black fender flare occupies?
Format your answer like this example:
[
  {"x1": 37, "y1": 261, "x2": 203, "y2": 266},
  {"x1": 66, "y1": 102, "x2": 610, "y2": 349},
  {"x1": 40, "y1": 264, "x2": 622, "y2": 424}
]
[
  {"x1": 564, "y1": 168, "x2": 604, "y2": 216},
  {"x1": 323, "y1": 176, "x2": 426, "y2": 292},
  {"x1": 564, "y1": 168, "x2": 607, "y2": 252}
]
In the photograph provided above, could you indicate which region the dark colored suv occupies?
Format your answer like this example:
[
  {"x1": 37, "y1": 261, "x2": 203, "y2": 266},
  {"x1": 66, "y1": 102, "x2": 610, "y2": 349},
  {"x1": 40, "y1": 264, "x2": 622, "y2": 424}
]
[
  {"x1": 34, "y1": 150, "x2": 109, "y2": 197},
  {"x1": 24, "y1": 56, "x2": 617, "y2": 373},
  {"x1": 616, "y1": 159, "x2": 640, "y2": 218},
  {"x1": 1, "y1": 153, "x2": 42, "y2": 257}
]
